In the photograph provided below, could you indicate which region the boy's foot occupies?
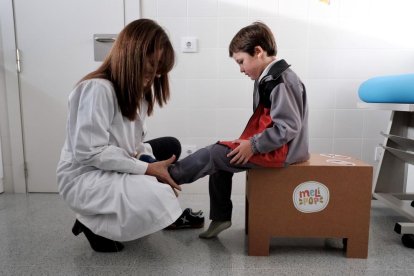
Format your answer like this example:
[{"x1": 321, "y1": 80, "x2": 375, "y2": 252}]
[
  {"x1": 199, "y1": 221, "x2": 232, "y2": 239},
  {"x1": 165, "y1": 208, "x2": 204, "y2": 229}
]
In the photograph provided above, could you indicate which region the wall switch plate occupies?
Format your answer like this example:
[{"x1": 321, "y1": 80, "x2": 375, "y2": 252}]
[{"x1": 181, "y1": 37, "x2": 198, "y2": 53}]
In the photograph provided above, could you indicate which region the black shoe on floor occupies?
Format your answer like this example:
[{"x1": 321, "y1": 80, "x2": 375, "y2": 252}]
[
  {"x1": 165, "y1": 208, "x2": 204, "y2": 230},
  {"x1": 72, "y1": 219, "x2": 124, "y2": 252},
  {"x1": 402, "y1": 234, "x2": 414, "y2": 249}
]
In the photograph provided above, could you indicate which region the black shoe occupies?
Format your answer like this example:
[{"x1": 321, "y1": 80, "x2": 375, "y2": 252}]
[
  {"x1": 165, "y1": 208, "x2": 204, "y2": 230},
  {"x1": 402, "y1": 234, "x2": 414, "y2": 249},
  {"x1": 72, "y1": 219, "x2": 124, "y2": 252}
]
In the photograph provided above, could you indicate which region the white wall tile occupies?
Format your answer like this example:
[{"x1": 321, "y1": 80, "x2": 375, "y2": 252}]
[
  {"x1": 157, "y1": 17, "x2": 187, "y2": 51},
  {"x1": 340, "y1": 50, "x2": 414, "y2": 79},
  {"x1": 181, "y1": 177, "x2": 209, "y2": 194},
  {"x1": 157, "y1": 0, "x2": 187, "y2": 17},
  {"x1": 232, "y1": 172, "x2": 246, "y2": 194},
  {"x1": 308, "y1": 17, "x2": 339, "y2": 49},
  {"x1": 248, "y1": 0, "x2": 278, "y2": 18},
  {"x1": 167, "y1": 79, "x2": 188, "y2": 109},
  {"x1": 186, "y1": 79, "x2": 218, "y2": 108},
  {"x1": 219, "y1": 0, "x2": 248, "y2": 17},
  {"x1": 336, "y1": 18, "x2": 387, "y2": 50},
  {"x1": 339, "y1": 0, "x2": 372, "y2": 18},
  {"x1": 363, "y1": 110, "x2": 391, "y2": 139},
  {"x1": 309, "y1": 0, "x2": 340, "y2": 19},
  {"x1": 188, "y1": 17, "x2": 218, "y2": 49},
  {"x1": 218, "y1": 48, "x2": 245, "y2": 79},
  {"x1": 276, "y1": 17, "x2": 308, "y2": 50},
  {"x1": 188, "y1": 0, "x2": 218, "y2": 17},
  {"x1": 215, "y1": 79, "x2": 252, "y2": 109},
  {"x1": 309, "y1": 109, "x2": 334, "y2": 138},
  {"x1": 377, "y1": 50, "x2": 414, "y2": 75},
  {"x1": 337, "y1": 50, "x2": 414, "y2": 80},
  {"x1": 170, "y1": 53, "x2": 188, "y2": 79},
  {"x1": 146, "y1": 107, "x2": 189, "y2": 139},
  {"x1": 369, "y1": 0, "x2": 396, "y2": 20},
  {"x1": 180, "y1": 48, "x2": 219, "y2": 79},
  {"x1": 216, "y1": 109, "x2": 251, "y2": 139},
  {"x1": 335, "y1": 50, "x2": 373, "y2": 79},
  {"x1": 307, "y1": 50, "x2": 336, "y2": 79},
  {"x1": 332, "y1": 138, "x2": 362, "y2": 159},
  {"x1": 306, "y1": 79, "x2": 335, "y2": 109},
  {"x1": 335, "y1": 80, "x2": 361, "y2": 109},
  {"x1": 309, "y1": 138, "x2": 333, "y2": 153},
  {"x1": 362, "y1": 138, "x2": 383, "y2": 165},
  {"x1": 187, "y1": 109, "x2": 218, "y2": 137},
  {"x1": 180, "y1": 137, "x2": 218, "y2": 149},
  {"x1": 218, "y1": 17, "x2": 250, "y2": 48},
  {"x1": 334, "y1": 110, "x2": 364, "y2": 139},
  {"x1": 338, "y1": 15, "x2": 414, "y2": 50},
  {"x1": 277, "y1": 49, "x2": 307, "y2": 79},
  {"x1": 279, "y1": 0, "x2": 309, "y2": 19},
  {"x1": 141, "y1": 0, "x2": 157, "y2": 17}
]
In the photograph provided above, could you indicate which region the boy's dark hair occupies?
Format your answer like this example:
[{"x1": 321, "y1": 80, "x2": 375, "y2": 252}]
[{"x1": 229, "y1": 22, "x2": 277, "y2": 57}]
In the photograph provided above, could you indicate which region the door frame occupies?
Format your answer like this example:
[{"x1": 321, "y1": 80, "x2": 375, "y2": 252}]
[
  {"x1": 0, "y1": 0, "x2": 141, "y2": 193},
  {"x1": 0, "y1": 0, "x2": 26, "y2": 193}
]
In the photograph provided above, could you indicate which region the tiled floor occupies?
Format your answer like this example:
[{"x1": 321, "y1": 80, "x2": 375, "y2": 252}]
[{"x1": 0, "y1": 193, "x2": 414, "y2": 275}]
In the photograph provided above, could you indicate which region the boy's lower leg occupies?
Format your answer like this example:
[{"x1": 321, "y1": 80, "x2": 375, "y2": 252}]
[
  {"x1": 168, "y1": 144, "x2": 257, "y2": 238},
  {"x1": 199, "y1": 171, "x2": 233, "y2": 239}
]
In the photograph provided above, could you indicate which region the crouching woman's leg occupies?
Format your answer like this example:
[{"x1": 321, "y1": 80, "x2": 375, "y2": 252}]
[
  {"x1": 145, "y1": 136, "x2": 181, "y2": 161},
  {"x1": 72, "y1": 219, "x2": 124, "y2": 253}
]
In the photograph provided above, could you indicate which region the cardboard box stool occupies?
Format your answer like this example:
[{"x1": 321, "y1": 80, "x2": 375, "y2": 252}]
[{"x1": 245, "y1": 153, "x2": 373, "y2": 258}]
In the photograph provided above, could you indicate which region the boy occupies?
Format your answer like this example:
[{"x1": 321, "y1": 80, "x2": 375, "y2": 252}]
[{"x1": 169, "y1": 22, "x2": 309, "y2": 238}]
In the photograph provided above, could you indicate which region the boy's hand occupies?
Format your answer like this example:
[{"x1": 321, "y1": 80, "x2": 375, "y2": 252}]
[
  {"x1": 227, "y1": 139, "x2": 254, "y2": 165},
  {"x1": 145, "y1": 155, "x2": 181, "y2": 197}
]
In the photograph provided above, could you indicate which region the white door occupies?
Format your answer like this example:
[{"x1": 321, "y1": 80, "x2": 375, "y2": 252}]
[{"x1": 13, "y1": 0, "x2": 135, "y2": 192}]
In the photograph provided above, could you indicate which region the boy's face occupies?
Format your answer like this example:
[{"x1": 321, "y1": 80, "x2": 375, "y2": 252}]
[{"x1": 232, "y1": 48, "x2": 269, "y2": 80}]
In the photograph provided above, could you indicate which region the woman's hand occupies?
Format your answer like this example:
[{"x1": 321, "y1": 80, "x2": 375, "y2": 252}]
[
  {"x1": 227, "y1": 139, "x2": 254, "y2": 165},
  {"x1": 145, "y1": 155, "x2": 181, "y2": 197}
]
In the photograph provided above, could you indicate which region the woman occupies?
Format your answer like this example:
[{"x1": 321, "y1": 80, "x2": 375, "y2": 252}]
[{"x1": 57, "y1": 19, "x2": 191, "y2": 253}]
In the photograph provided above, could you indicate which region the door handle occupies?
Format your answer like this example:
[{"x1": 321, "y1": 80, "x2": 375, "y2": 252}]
[
  {"x1": 94, "y1": 37, "x2": 116, "y2": 43},
  {"x1": 93, "y1": 34, "x2": 117, "y2": 61}
]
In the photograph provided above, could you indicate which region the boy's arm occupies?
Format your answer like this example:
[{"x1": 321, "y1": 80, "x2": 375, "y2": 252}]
[{"x1": 251, "y1": 83, "x2": 305, "y2": 153}]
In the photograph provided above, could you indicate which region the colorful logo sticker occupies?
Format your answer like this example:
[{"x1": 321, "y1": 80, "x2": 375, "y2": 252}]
[{"x1": 293, "y1": 181, "x2": 330, "y2": 213}]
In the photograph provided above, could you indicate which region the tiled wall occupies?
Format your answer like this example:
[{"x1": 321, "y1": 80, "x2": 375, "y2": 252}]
[{"x1": 142, "y1": 0, "x2": 414, "y2": 193}]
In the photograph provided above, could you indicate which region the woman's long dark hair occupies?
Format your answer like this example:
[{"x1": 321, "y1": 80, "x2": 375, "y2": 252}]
[{"x1": 79, "y1": 19, "x2": 175, "y2": 120}]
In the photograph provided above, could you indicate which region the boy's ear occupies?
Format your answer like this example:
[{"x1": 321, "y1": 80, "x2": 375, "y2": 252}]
[{"x1": 254, "y1": 46, "x2": 265, "y2": 57}]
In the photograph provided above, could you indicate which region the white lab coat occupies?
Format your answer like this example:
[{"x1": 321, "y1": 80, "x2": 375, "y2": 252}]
[{"x1": 57, "y1": 79, "x2": 181, "y2": 242}]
